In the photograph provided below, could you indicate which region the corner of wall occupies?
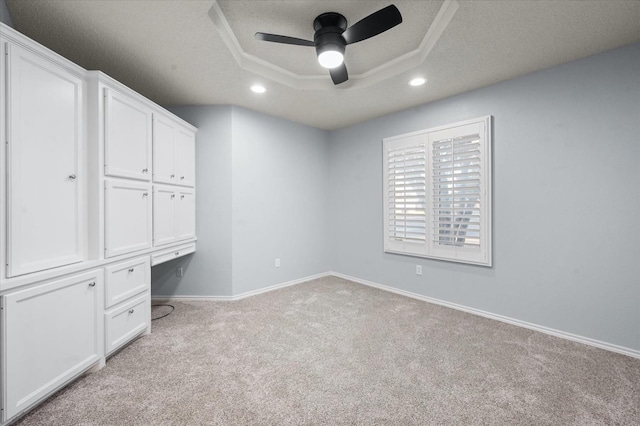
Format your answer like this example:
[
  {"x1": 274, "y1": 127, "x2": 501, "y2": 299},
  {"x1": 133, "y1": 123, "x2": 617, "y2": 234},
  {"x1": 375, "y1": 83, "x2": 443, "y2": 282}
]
[{"x1": 0, "y1": 0, "x2": 14, "y2": 27}]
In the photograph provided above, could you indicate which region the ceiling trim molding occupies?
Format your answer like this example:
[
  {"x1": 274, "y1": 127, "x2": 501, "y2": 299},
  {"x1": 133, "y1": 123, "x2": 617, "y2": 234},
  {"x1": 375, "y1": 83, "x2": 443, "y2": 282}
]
[{"x1": 208, "y1": 0, "x2": 458, "y2": 90}]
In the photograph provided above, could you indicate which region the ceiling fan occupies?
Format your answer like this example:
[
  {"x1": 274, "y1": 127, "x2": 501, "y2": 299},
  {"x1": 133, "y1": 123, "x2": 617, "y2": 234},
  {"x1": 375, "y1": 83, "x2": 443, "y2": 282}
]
[{"x1": 254, "y1": 4, "x2": 403, "y2": 85}]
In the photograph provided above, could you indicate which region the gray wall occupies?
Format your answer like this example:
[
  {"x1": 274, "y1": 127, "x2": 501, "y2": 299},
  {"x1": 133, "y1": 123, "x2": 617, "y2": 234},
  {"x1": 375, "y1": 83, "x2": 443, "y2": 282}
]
[
  {"x1": 231, "y1": 107, "x2": 330, "y2": 294},
  {"x1": 327, "y1": 43, "x2": 640, "y2": 352},
  {"x1": 0, "y1": 0, "x2": 12, "y2": 27},
  {"x1": 153, "y1": 106, "x2": 233, "y2": 296},
  {"x1": 154, "y1": 106, "x2": 330, "y2": 297}
]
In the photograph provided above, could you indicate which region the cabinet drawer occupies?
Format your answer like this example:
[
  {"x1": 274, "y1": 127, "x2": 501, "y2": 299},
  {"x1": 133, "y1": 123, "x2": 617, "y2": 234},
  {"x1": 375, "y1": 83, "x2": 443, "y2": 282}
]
[
  {"x1": 105, "y1": 293, "x2": 149, "y2": 355},
  {"x1": 104, "y1": 257, "x2": 150, "y2": 308},
  {"x1": 151, "y1": 243, "x2": 196, "y2": 266}
]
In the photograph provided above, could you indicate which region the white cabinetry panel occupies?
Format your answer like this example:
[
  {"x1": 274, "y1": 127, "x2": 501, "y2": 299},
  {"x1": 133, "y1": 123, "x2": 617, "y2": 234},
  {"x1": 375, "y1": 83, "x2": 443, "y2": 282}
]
[
  {"x1": 105, "y1": 179, "x2": 152, "y2": 258},
  {"x1": 153, "y1": 185, "x2": 195, "y2": 247},
  {"x1": 105, "y1": 293, "x2": 149, "y2": 355},
  {"x1": 2, "y1": 270, "x2": 101, "y2": 421},
  {"x1": 104, "y1": 89, "x2": 152, "y2": 181},
  {"x1": 153, "y1": 185, "x2": 177, "y2": 247},
  {"x1": 6, "y1": 43, "x2": 84, "y2": 277},
  {"x1": 152, "y1": 114, "x2": 195, "y2": 188},
  {"x1": 152, "y1": 115, "x2": 176, "y2": 185},
  {"x1": 104, "y1": 256, "x2": 150, "y2": 309},
  {"x1": 175, "y1": 127, "x2": 196, "y2": 187},
  {"x1": 177, "y1": 188, "x2": 196, "y2": 241}
]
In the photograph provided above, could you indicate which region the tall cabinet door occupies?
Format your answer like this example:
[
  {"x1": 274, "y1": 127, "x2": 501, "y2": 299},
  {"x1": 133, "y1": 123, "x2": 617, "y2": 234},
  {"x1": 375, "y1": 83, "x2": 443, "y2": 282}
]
[
  {"x1": 177, "y1": 188, "x2": 196, "y2": 241},
  {"x1": 175, "y1": 127, "x2": 196, "y2": 187},
  {"x1": 104, "y1": 89, "x2": 152, "y2": 181},
  {"x1": 6, "y1": 43, "x2": 84, "y2": 277},
  {"x1": 152, "y1": 115, "x2": 176, "y2": 185},
  {"x1": 105, "y1": 179, "x2": 152, "y2": 258},
  {"x1": 153, "y1": 185, "x2": 177, "y2": 246}
]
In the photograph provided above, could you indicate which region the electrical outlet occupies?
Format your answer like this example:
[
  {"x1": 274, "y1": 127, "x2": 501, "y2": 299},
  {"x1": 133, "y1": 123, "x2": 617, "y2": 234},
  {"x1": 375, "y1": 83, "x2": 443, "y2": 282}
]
[
  {"x1": 275, "y1": 258, "x2": 281, "y2": 268},
  {"x1": 176, "y1": 267, "x2": 183, "y2": 277},
  {"x1": 416, "y1": 265, "x2": 422, "y2": 276}
]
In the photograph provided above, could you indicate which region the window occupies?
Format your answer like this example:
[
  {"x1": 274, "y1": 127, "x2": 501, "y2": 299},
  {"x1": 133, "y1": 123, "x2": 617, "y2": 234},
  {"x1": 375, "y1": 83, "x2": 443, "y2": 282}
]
[{"x1": 383, "y1": 116, "x2": 492, "y2": 266}]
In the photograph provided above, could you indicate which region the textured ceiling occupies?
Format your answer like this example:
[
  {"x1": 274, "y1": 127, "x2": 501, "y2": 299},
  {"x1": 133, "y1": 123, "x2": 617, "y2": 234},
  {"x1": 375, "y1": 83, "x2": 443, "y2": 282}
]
[{"x1": 5, "y1": 0, "x2": 640, "y2": 130}]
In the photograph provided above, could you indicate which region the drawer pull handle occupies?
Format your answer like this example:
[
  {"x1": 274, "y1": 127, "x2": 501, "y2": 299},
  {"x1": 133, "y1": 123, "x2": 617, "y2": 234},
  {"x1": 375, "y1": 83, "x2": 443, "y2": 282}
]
[
  {"x1": 68, "y1": 174, "x2": 77, "y2": 180},
  {"x1": 142, "y1": 168, "x2": 148, "y2": 173},
  {"x1": 88, "y1": 281, "x2": 96, "y2": 287},
  {"x1": 142, "y1": 192, "x2": 149, "y2": 197},
  {"x1": 128, "y1": 268, "x2": 135, "y2": 273},
  {"x1": 129, "y1": 309, "x2": 135, "y2": 314}
]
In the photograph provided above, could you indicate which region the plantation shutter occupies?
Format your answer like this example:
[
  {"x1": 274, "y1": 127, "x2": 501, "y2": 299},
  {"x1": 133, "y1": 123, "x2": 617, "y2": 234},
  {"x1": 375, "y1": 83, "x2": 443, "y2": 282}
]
[
  {"x1": 383, "y1": 134, "x2": 429, "y2": 256},
  {"x1": 388, "y1": 145, "x2": 426, "y2": 242},
  {"x1": 383, "y1": 116, "x2": 491, "y2": 266},
  {"x1": 431, "y1": 133, "x2": 482, "y2": 248}
]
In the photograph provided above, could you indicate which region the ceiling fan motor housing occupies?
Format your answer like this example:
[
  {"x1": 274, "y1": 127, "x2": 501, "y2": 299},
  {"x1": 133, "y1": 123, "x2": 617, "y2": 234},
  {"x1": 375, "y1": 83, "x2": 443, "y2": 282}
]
[{"x1": 313, "y1": 12, "x2": 347, "y2": 57}]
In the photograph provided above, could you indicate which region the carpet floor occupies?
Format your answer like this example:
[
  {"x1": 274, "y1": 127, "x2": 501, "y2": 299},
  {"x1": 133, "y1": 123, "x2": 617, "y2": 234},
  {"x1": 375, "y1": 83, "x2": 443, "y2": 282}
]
[{"x1": 15, "y1": 276, "x2": 640, "y2": 425}]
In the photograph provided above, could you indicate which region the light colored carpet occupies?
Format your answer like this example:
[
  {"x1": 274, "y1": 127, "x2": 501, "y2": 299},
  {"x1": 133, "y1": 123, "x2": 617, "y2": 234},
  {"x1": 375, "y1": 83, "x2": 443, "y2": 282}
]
[{"x1": 15, "y1": 276, "x2": 640, "y2": 425}]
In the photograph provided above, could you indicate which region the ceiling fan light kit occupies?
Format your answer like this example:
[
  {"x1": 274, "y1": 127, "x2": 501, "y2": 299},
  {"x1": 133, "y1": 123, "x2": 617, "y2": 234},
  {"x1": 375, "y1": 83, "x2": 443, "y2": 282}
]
[{"x1": 255, "y1": 4, "x2": 403, "y2": 85}]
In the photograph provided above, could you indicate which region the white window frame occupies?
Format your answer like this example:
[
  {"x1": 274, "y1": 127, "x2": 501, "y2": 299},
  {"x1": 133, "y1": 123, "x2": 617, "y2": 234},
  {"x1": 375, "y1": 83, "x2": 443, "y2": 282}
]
[{"x1": 383, "y1": 116, "x2": 492, "y2": 267}]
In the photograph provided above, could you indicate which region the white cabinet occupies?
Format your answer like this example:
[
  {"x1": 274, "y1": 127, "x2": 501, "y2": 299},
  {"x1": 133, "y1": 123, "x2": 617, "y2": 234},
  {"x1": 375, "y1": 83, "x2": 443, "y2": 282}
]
[
  {"x1": 104, "y1": 256, "x2": 150, "y2": 308},
  {"x1": 177, "y1": 188, "x2": 196, "y2": 240},
  {"x1": 105, "y1": 179, "x2": 152, "y2": 258},
  {"x1": 175, "y1": 127, "x2": 196, "y2": 187},
  {"x1": 1, "y1": 270, "x2": 102, "y2": 421},
  {"x1": 104, "y1": 88, "x2": 152, "y2": 181},
  {"x1": 104, "y1": 293, "x2": 150, "y2": 355},
  {"x1": 5, "y1": 42, "x2": 84, "y2": 278},
  {"x1": 0, "y1": 23, "x2": 197, "y2": 424},
  {"x1": 152, "y1": 114, "x2": 195, "y2": 187},
  {"x1": 103, "y1": 256, "x2": 150, "y2": 356},
  {"x1": 153, "y1": 185, "x2": 195, "y2": 247},
  {"x1": 153, "y1": 185, "x2": 177, "y2": 246}
]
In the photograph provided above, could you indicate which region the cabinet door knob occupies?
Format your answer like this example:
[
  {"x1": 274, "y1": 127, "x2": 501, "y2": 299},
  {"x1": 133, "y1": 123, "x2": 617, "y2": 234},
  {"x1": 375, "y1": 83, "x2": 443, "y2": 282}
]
[
  {"x1": 175, "y1": 252, "x2": 180, "y2": 256},
  {"x1": 129, "y1": 309, "x2": 135, "y2": 314},
  {"x1": 68, "y1": 174, "x2": 77, "y2": 180},
  {"x1": 171, "y1": 194, "x2": 175, "y2": 199},
  {"x1": 142, "y1": 192, "x2": 149, "y2": 197},
  {"x1": 142, "y1": 168, "x2": 148, "y2": 173},
  {"x1": 180, "y1": 176, "x2": 185, "y2": 180},
  {"x1": 128, "y1": 268, "x2": 135, "y2": 273},
  {"x1": 88, "y1": 281, "x2": 96, "y2": 287},
  {"x1": 171, "y1": 174, "x2": 175, "y2": 178},
  {"x1": 180, "y1": 195, "x2": 185, "y2": 199}
]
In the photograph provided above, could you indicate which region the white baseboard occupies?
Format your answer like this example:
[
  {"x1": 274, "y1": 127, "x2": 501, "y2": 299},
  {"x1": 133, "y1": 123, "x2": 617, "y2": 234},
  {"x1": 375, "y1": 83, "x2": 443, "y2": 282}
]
[
  {"x1": 330, "y1": 271, "x2": 640, "y2": 360},
  {"x1": 151, "y1": 272, "x2": 331, "y2": 303}
]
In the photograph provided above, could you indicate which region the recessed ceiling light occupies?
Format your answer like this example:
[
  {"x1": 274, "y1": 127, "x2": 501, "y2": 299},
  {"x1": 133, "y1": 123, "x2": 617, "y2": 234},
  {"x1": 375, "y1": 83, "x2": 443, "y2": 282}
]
[
  {"x1": 409, "y1": 77, "x2": 426, "y2": 87},
  {"x1": 250, "y1": 84, "x2": 266, "y2": 94}
]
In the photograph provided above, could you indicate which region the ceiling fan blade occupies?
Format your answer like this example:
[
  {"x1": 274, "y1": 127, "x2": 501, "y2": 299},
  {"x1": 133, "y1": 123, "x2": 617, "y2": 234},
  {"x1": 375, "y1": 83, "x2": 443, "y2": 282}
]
[
  {"x1": 330, "y1": 63, "x2": 349, "y2": 85},
  {"x1": 342, "y1": 4, "x2": 402, "y2": 45},
  {"x1": 254, "y1": 32, "x2": 315, "y2": 47}
]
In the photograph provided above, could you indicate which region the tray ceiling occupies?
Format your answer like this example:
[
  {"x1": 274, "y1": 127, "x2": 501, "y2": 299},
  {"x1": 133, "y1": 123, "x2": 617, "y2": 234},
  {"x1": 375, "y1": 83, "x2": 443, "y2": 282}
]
[{"x1": 5, "y1": 0, "x2": 640, "y2": 130}]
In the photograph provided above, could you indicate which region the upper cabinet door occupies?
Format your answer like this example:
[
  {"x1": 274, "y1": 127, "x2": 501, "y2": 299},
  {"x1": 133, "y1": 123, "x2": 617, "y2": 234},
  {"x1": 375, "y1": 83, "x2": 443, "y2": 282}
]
[
  {"x1": 177, "y1": 188, "x2": 196, "y2": 241},
  {"x1": 104, "y1": 179, "x2": 152, "y2": 258},
  {"x1": 175, "y1": 127, "x2": 196, "y2": 187},
  {"x1": 152, "y1": 115, "x2": 176, "y2": 185},
  {"x1": 104, "y1": 88, "x2": 152, "y2": 181},
  {"x1": 153, "y1": 185, "x2": 177, "y2": 247},
  {"x1": 6, "y1": 44, "x2": 84, "y2": 277}
]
